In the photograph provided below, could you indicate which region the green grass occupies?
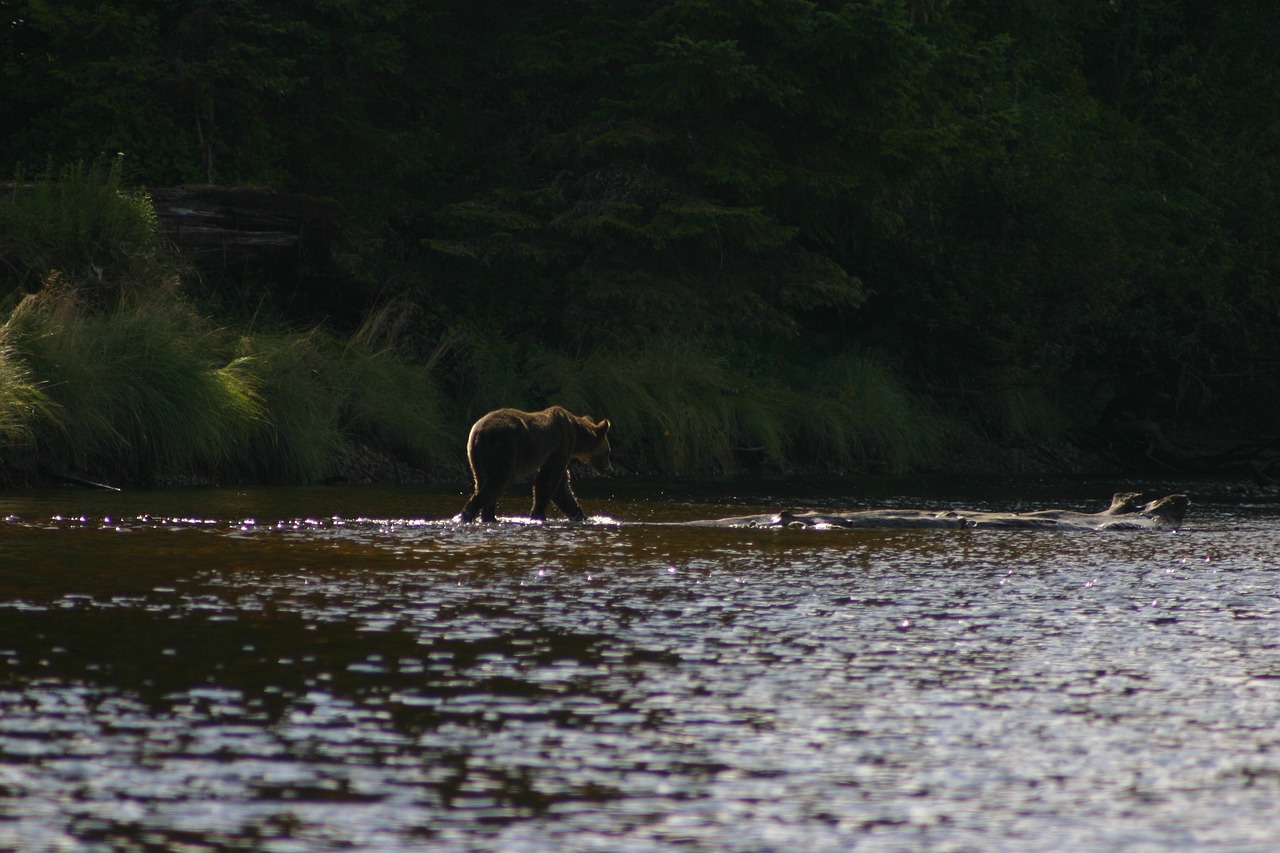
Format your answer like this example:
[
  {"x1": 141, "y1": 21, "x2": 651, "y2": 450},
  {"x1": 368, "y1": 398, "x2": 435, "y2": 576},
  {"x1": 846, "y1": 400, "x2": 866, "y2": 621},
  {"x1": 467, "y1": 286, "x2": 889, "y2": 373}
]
[
  {"x1": 2, "y1": 285, "x2": 457, "y2": 484},
  {"x1": 231, "y1": 329, "x2": 345, "y2": 482},
  {"x1": 339, "y1": 341, "x2": 454, "y2": 468},
  {"x1": 2, "y1": 157, "x2": 161, "y2": 297},
  {"x1": 448, "y1": 323, "x2": 540, "y2": 417},
  {"x1": 978, "y1": 381, "x2": 1072, "y2": 442},
  {"x1": 791, "y1": 352, "x2": 944, "y2": 472},
  {"x1": 0, "y1": 295, "x2": 951, "y2": 481},
  {"x1": 4, "y1": 288, "x2": 262, "y2": 481},
  {"x1": 0, "y1": 158, "x2": 951, "y2": 483},
  {"x1": 536, "y1": 340, "x2": 775, "y2": 472},
  {"x1": 0, "y1": 280, "x2": 947, "y2": 482},
  {"x1": 0, "y1": 331, "x2": 54, "y2": 449},
  {"x1": 535, "y1": 340, "x2": 940, "y2": 474},
  {"x1": 238, "y1": 322, "x2": 455, "y2": 482}
]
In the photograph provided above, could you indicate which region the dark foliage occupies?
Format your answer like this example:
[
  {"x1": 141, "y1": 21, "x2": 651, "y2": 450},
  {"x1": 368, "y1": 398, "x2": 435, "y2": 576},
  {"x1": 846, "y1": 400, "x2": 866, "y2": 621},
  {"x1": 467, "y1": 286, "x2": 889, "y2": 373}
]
[{"x1": 4, "y1": 0, "x2": 1279, "y2": 449}]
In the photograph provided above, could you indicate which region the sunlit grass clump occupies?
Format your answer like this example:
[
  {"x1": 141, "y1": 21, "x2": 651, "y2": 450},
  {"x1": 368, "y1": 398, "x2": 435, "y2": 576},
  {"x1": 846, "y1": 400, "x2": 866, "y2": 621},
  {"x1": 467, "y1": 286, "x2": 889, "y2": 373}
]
[
  {"x1": 2, "y1": 286, "x2": 458, "y2": 484},
  {"x1": 0, "y1": 332, "x2": 54, "y2": 449},
  {"x1": 4, "y1": 286, "x2": 262, "y2": 481}
]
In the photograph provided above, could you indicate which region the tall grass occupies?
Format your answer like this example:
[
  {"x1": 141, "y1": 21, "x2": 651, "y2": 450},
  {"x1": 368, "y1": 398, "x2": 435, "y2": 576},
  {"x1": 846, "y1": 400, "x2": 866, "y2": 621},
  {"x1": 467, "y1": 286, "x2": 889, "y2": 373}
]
[
  {"x1": 792, "y1": 353, "x2": 944, "y2": 472},
  {"x1": 2, "y1": 157, "x2": 161, "y2": 296},
  {"x1": 975, "y1": 380, "x2": 1071, "y2": 442},
  {"x1": 238, "y1": 320, "x2": 455, "y2": 482},
  {"x1": 345, "y1": 297, "x2": 457, "y2": 467},
  {"x1": 340, "y1": 343, "x2": 454, "y2": 468},
  {"x1": 0, "y1": 331, "x2": 54, "y2": 449},
  {"x1": 232, "y1": 330, "x2": 344, "y2": 482},
  {"x1": 447, "y1": 323, "x2": 540, "y2": 417},
  {"x1": 4, "y1": 287, "x2": 262, "y2": 481},
  {"x1": 1, "y1": 160, "x2": 266, "y2": 482},
  {"x1": 536, "y1": 340, "x2": 783, "y2": 473},
  {"x1": 535, "y1": 340, "x2": 939, "y2": 473},
  {"x1": 2, "y1": 287, "x2": 458, "y2": 484}
]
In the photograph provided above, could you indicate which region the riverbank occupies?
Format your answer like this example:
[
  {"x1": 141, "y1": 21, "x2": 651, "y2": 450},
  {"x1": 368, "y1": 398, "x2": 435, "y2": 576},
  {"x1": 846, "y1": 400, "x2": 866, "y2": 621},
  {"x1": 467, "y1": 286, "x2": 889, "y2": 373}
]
[
  {"x1": 4, "y1": 168, "x2": 1274, "y2": 496},
  {"x1": 6, "y1": 421, "x2": 1273, "y2": 498}
]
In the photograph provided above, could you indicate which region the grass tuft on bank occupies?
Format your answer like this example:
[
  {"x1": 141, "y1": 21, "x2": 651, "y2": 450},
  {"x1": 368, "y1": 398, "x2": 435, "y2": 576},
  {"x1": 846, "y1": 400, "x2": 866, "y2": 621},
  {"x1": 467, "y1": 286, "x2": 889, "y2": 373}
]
[
  {"x1": 792, "y1": 353, "x2": 945, "y2": 472},
  {"x1": 5, "y1": 286, "x2": 257, "y2": 480}
]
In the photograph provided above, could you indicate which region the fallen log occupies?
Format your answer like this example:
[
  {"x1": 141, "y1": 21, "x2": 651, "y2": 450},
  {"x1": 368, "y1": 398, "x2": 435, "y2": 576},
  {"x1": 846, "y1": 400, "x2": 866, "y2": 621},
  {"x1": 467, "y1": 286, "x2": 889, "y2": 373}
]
[
  {"x1": 149, "y1": 185, "x2": 344, "y2": 271},
  {"x1": 682, "y1": 492, "x2": 1188, "y2": 532},
  {"x1": 148, "y1": 185, "x2": 372, "y2": 324}
]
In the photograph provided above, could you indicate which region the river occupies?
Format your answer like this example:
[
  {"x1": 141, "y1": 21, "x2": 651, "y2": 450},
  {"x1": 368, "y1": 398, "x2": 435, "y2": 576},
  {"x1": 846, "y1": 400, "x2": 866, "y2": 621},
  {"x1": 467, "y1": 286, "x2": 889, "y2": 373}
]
[{"x1": 2, "y1": 475, "x2": 1278, "y2": 851}]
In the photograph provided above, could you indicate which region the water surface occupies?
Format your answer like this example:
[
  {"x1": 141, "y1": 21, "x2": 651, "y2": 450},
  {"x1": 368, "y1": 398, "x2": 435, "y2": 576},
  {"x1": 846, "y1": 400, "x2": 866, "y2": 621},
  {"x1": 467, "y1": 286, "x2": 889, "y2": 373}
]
[{"x1": 2, "y1": 477, "x2": 1278, "y2": 851}]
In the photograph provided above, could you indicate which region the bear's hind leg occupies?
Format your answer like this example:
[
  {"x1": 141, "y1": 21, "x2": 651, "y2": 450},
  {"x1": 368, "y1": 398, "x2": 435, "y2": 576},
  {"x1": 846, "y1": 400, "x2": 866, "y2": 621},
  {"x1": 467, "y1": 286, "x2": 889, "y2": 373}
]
[
  {"x1": 459, "y1": 494, "x2": 486, "y2": 522},
  {"x1": 461, "y1": 474, "x2": 511, "y2": 523}
]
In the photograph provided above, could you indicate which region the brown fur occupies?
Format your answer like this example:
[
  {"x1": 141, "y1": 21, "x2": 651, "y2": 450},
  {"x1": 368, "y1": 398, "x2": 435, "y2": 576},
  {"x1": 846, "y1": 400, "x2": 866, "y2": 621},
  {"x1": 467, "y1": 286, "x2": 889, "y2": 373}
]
[{"x1": 459, "y1": 406, "x2": 612, "y2": 522}]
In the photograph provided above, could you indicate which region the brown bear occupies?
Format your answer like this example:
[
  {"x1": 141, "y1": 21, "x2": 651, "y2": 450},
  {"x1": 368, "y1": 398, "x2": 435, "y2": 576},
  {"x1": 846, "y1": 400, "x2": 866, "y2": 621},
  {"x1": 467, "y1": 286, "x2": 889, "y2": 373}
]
[{"x1": 459, "y1": 406, "x2": 612, "y2": 523}]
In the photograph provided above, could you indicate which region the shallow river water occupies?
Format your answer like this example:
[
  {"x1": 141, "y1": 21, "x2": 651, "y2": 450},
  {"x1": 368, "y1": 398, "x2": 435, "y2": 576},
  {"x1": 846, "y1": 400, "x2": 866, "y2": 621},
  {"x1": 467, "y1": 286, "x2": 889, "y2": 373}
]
[{"x1": 2, "y1": 475, "x2": 1279, "y2": 852}]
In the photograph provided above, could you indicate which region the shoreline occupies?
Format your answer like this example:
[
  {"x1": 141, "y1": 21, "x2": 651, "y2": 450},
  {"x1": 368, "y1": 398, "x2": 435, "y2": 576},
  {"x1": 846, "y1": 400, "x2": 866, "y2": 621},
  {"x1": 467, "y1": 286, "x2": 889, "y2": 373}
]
[{"x1": 5, "y1": 425, "x2": 1275, "y2": 497}]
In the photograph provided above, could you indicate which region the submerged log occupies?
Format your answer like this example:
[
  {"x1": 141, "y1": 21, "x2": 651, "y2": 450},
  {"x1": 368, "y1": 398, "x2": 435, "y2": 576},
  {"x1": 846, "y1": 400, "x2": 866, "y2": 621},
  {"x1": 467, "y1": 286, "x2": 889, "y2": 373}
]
[{"x1": 684, "y1": 492, "x2": 1189, "y2": 532}]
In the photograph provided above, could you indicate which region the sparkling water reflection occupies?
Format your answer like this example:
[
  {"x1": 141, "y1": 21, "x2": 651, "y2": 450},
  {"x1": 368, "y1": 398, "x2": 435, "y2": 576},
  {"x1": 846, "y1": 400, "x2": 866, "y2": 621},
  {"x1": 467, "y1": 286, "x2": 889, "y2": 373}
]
[{"x1": 1, "y1": 479, "x2": 1279, "y2": 851}]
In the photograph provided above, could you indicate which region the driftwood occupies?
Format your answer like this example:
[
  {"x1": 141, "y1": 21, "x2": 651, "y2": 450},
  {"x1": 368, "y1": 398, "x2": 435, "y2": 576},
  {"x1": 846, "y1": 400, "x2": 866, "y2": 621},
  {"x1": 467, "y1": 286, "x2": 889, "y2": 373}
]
[{"x1": 683, "y1": 492, "x2": 1188, "y2": 532}]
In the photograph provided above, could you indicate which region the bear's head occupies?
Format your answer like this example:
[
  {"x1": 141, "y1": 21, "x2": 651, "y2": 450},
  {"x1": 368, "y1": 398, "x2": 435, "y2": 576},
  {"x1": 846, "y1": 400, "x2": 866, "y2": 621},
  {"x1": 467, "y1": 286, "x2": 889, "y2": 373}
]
[{"x1": 577, "y1": 418, "x2": 612, "y2": 474}]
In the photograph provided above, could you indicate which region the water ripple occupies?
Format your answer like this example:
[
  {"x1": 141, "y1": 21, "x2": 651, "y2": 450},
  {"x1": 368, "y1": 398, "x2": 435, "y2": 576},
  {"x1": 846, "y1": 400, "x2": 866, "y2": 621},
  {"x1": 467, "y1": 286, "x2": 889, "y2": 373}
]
[{"x1": 1, "y1": 484, "x2": 1279, "y2": 850}]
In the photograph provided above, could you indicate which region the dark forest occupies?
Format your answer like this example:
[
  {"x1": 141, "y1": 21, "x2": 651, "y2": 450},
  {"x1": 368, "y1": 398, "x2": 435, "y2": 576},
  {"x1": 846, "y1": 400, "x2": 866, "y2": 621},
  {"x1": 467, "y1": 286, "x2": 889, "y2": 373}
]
[{"x1": 2, "y1": 0, "x2": 1278, "y2": 484}]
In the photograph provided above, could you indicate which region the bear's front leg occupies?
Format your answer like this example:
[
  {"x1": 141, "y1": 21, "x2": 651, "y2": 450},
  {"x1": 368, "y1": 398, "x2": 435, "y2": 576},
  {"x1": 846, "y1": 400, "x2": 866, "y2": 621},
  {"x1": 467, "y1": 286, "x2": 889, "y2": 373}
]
[
  {"x1": 531, "y1": 465, "x2": 565, "y2": 521},
  {"x1": 549, "y1": 469, "x2": 587, "y2": 521}
]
